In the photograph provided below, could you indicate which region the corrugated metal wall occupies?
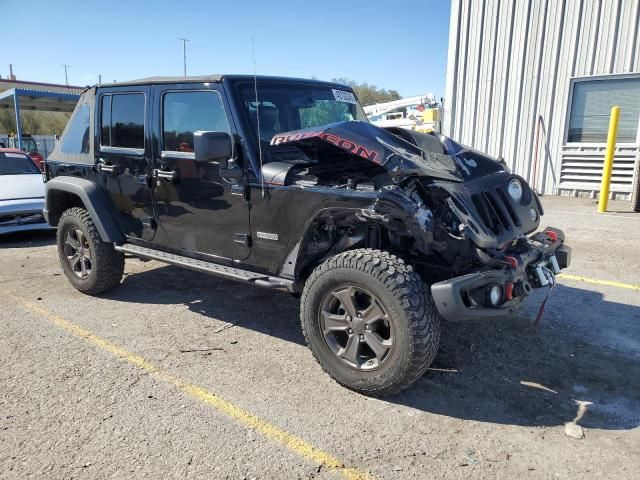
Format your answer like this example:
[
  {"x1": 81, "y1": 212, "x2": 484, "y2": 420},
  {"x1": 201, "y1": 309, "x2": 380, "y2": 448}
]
[{"x1": 443, "y1": 0, "x2": 640, "y2": 198}]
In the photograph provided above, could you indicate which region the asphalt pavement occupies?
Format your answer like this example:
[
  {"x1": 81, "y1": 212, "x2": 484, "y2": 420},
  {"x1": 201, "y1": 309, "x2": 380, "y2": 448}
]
[{"x1": 1, "y1": 196, "x2": 639, "y2": 479}]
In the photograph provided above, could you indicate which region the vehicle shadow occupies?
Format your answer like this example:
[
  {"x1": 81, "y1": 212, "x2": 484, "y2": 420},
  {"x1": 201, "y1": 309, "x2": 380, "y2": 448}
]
[
  {"x1": 396, "y1": 285, "x2": 640, "y2": 431},
  {"x1": 0, "y1": 229, "x2": 56, "y2": 248},
  {"x1": 106, "y1": 263, "x2": 640, "y2": 431}
]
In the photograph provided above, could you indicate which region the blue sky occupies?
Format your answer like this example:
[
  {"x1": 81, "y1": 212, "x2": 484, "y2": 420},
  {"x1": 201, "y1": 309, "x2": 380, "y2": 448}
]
[{"x1": 4, "y1": 0, "x2": 451, "y2": 98}]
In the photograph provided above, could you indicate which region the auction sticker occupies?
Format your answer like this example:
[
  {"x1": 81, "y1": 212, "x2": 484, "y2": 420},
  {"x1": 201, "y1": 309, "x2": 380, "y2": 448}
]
[{"x1": 332, "y1": 89, "x2": 357, "y2": 104}]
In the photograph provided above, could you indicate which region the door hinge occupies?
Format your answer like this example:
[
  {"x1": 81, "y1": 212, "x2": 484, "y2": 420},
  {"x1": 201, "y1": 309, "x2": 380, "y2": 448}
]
[{"x1": 233, "y1": 233, "x2": 251, "y2": 247}]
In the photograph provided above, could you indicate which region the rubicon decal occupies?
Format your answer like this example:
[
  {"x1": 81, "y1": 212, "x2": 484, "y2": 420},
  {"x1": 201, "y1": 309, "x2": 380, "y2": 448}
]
[{"x1": 271, "y1": 131, "x2": 380, "y2": 163}]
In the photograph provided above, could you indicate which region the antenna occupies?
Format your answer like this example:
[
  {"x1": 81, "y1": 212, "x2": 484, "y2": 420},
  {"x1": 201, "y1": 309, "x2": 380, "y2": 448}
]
[
  {"x1": 61, "y1": 64, "x2": 70, "y2": 86},
  {"x1": 252, "y1": 37, "x2": 265, "y2": 198},
  {"x1": 179, "y1": 37, "x2": 190, "y2": 77}
]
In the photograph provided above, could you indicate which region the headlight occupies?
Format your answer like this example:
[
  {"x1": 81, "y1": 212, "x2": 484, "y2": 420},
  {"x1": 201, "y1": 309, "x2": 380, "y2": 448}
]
[
  {"x1": 507, "y1": 178, "x2": 523, "y2": 203},
  {"x1": 529, "y1": 207, "x2": 538, "y2": 222}
]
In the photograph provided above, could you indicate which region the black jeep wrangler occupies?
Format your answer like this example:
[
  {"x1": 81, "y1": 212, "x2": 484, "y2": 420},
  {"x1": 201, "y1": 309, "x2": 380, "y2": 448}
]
[{"x1": 44, "y1": 75, "x2": 570, "y2": 395}]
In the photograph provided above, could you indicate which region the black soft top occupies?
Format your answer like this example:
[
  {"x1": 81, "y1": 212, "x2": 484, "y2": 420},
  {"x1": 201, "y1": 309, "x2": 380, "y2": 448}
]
[{"x1": 100, "y1": 75, "x2": 350, "y2": 89}]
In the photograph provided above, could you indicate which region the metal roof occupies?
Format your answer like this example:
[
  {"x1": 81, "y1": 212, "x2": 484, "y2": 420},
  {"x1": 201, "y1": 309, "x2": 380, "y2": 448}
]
[
  {"x1": 0, "y1": 78, "x2": 83, "y2": 91},
  {"x1": 0, "y1": 87, "x2": 81, "y2": 112}
]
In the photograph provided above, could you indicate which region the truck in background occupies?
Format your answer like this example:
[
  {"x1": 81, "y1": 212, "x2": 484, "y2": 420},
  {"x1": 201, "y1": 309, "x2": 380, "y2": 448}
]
[{"x1": 364, "y1": 94, "x2": 441, "y2": 133}]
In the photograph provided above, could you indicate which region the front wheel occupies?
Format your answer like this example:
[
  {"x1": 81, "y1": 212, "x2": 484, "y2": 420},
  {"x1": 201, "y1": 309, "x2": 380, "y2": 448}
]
[{"x1": 300, "y1": 249, "x2": 441, "y2": 396}]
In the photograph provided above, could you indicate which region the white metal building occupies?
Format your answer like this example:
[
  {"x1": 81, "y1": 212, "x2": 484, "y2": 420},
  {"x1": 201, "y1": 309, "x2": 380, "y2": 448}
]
[{"x1": 442, "y1": 0, "x2": 640, "y2": 207}]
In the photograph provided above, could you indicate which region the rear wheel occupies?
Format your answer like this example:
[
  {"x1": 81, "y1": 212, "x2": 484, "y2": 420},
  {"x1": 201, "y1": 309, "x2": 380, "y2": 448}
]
[
  {"x1": 57, "y1": 207, "x2": 124, "y2": 295},
  {"x1": 300, "y1": 249, "x2": 440, "y2": 396}
]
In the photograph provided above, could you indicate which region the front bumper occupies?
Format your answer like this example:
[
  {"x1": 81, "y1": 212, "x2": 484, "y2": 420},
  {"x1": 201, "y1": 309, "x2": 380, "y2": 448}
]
[
  {"x1": 0, "y1": 198, "x2": 53, "y2": 235},
  {"x1": 431, "y1": 227, "x2": 571, "y2": 321}
]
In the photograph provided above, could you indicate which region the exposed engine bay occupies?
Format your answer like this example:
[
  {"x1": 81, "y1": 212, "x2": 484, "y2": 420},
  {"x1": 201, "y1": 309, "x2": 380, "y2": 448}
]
[
  {"x1": 264, "y1": 122, "x2": 543, "y2": 268},
  {"x1": 262, "y1": 145, "x2": 388, "y2": 191},
  {"x1": 263, "y1": 121, "x2": 570, "y2": 321}
]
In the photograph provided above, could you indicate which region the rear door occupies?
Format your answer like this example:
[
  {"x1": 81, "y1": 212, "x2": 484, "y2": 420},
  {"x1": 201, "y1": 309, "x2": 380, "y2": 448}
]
[
  {"x1": 151, "y1": 83, "x2": 251, "y2": 261},
  {"x1": 96, "y1": 87, "x2": 156, "y2": 241}
]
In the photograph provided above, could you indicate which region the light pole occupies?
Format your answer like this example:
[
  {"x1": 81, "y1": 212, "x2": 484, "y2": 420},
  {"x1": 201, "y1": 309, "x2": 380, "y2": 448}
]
[
  {"x1": 61, "y1": 64, "x2": 70, "y2": 86},
  {"x1": 178, "y1": 38, "x2": 190, "y2": 77}
]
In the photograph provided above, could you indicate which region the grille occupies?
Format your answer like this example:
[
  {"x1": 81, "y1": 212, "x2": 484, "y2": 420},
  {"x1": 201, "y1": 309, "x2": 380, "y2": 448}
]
[{"x1": 470, "y1": 187, "x2": 520, "y2": 235}]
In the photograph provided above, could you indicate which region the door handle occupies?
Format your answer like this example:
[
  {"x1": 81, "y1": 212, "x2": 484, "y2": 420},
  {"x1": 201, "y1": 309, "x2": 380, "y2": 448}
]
[
  {"x1": 153, "y1": 169, "x2": 177, "y2": 181},
  {"x1": 97, "y1": 160, "x2": 116, "y2": 174}
]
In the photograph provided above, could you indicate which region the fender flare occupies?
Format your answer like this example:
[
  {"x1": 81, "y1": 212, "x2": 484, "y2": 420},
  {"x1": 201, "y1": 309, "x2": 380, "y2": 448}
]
[{"x1": 45, "y1": 176, "x2": 124, "y2": 243}]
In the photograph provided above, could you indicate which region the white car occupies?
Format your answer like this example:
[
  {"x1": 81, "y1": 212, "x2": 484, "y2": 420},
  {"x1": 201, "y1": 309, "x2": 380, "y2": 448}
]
[{"x1": 0, "y1": 149, "x2": 52, "y2": 234}]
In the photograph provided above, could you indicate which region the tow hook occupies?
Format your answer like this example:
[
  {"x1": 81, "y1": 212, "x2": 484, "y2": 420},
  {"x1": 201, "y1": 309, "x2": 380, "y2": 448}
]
[{"x1": 504, "y1": 255, "x2": 518, "y2": 301}]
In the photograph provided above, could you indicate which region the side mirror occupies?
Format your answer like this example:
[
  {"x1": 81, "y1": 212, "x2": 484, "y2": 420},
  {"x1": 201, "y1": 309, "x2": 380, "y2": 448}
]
[{"x1": 193, "y1": 131, "x2": 232, "y2": 168}]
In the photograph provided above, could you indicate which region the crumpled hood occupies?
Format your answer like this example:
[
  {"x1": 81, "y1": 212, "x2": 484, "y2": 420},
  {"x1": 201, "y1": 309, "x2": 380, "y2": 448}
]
[
  {"x1": 0, "y1": 174, "x2": 45, "y2": 201},
  {"x1": 271, "y1": 121, "x2": 506, "y2": 182}
]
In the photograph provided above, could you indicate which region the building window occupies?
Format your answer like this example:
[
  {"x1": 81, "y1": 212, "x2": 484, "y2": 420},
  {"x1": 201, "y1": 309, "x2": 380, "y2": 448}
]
[
  {"x1": 162, "y1": 91, "x2": 229, "y2": 153},
  {"x1": 568, "y1": 77, "x2": 640, "y2": 143},
  {"x1": 100, "y1": 93, "x2": 145, "y2": 149}
]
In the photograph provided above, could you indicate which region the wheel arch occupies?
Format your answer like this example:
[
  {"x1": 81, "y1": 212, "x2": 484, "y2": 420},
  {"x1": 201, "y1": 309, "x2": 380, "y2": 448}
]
[
  {"x1": 46, "y1": 177, "x2": 124, "y2": 243},
  {"x1": 281, "y1": 207, "x2": 394, "y2": 286}
]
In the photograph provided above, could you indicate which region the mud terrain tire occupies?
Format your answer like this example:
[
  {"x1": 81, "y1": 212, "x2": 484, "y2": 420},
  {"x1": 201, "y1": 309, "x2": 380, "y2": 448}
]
[
  {"x1": 57, "y1": 207, "x2": 124, "y2": 295},
  {"x1": 300, "y1": 248, "x2": 440, "y2": 396}
]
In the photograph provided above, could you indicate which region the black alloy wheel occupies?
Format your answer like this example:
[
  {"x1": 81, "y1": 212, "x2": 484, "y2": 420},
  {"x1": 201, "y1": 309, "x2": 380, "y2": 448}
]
[
  {"x1": 62, "y1": 227, "x2": 92, "y2": 279},
  {"x1": 319, "y1": 284, "x2": 394, "y2": 370}
]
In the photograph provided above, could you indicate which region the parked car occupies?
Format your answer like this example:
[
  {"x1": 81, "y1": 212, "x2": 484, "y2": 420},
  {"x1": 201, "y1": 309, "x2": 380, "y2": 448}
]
[
  {"x1": 0, "y1": 149, "x2": 52, "y2": 234},
  {"x1": 8, "y1": 134, "x2": 45, "y2": 169},
  {"x1": 44, "y1": 75, "x2": 570, "y2": 395}
]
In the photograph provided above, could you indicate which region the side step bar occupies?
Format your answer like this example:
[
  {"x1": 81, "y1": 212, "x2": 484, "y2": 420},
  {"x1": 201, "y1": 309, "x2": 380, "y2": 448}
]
[{"x1": 115, "y1": 243, "x2": 294, "y2": 292}]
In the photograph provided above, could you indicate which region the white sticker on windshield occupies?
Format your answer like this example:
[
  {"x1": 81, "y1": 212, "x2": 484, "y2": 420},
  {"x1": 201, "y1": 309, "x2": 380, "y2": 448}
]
[
  {"x1": 3, "y1": 153, "x2": 26, "y2": 158},
  {"x1": 332, "y1": 89, "x2": 357, "y2": 104}
]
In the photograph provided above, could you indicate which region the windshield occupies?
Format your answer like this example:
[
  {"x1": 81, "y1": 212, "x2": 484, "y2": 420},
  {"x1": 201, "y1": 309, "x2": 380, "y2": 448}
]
[
  {"x1": 237, "y1": 82, "x2": 368, "y2": 141},
  {"x1": 0, "y1": 152, "x2": 40, "y2": 175},
  {"x1": 22, "y1": 139, "x2": 38, "y2": 153}
]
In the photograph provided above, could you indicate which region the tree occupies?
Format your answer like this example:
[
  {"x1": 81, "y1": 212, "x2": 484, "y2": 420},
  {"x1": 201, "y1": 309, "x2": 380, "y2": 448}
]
[
  {"x1": 0, "y1": 109, "x2": 69, "y2": 136},
  {"x1": 332, "y1": 78, "x2": 401, "y2": 106}
]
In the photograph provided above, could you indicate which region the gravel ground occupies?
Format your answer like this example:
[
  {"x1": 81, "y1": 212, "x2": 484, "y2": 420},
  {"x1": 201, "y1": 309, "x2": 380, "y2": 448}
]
[{"x1": 1, "y1": 196, "x2": 639, "y2": 479}]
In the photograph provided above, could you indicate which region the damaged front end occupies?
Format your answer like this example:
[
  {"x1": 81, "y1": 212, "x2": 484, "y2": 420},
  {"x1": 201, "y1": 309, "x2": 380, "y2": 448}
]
[{"x1": 269, "y1": 121, "x2": 571, "y2": 321}]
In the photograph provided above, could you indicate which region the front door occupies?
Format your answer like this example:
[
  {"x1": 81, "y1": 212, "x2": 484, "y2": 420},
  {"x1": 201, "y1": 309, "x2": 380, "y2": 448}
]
[
  {"x1": 96, "y1": 87, "x2": 156, "y2": 241},
  {"x1": 151, "y1": 84, "x2": 250, "y2": 261}
]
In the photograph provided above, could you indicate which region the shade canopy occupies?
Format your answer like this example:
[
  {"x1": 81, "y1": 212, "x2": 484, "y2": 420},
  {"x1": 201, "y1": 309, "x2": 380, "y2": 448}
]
[
  {"x1": 0, "y1": 87, "x2": 81, "y2": 150},
  {"x1": 0, "y1": 87, "x2": 81, "y2": 113}
]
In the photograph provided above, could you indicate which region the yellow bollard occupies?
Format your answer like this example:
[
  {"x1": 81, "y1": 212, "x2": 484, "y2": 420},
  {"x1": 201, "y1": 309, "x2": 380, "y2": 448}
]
[{"x1": 597, "y1": 106, "x2": 621, "y2": 213}]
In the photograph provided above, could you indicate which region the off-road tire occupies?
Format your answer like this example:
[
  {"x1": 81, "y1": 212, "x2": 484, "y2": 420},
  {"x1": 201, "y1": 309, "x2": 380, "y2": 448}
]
[
  {"x1": 300, "y1": 248, "x2": 440, "y2": 396},
  {"x1": 57, "y1": 207, "x2": 124, "y2": 295}
]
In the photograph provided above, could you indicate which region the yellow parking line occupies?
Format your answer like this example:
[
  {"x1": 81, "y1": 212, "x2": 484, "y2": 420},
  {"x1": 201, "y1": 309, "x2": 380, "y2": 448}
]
[
  {"x1": 14, "y1": 297, "x2": 372, "y2": 480},
  {"x1": 557, "y1": 273, "x2": 640, "y2": 292}
]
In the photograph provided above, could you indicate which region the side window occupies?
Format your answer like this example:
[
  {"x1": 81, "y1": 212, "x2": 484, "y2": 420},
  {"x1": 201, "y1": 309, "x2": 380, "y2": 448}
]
[
  {"x1": 61, "y1": 103, "x2": 90, "y2": 154},
  {"x1": 100, "y1": 93, "x2": 145, "y2": 149},
  {"x1": 163, "y1": 91, "x2": 230, "y2": 152}
]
